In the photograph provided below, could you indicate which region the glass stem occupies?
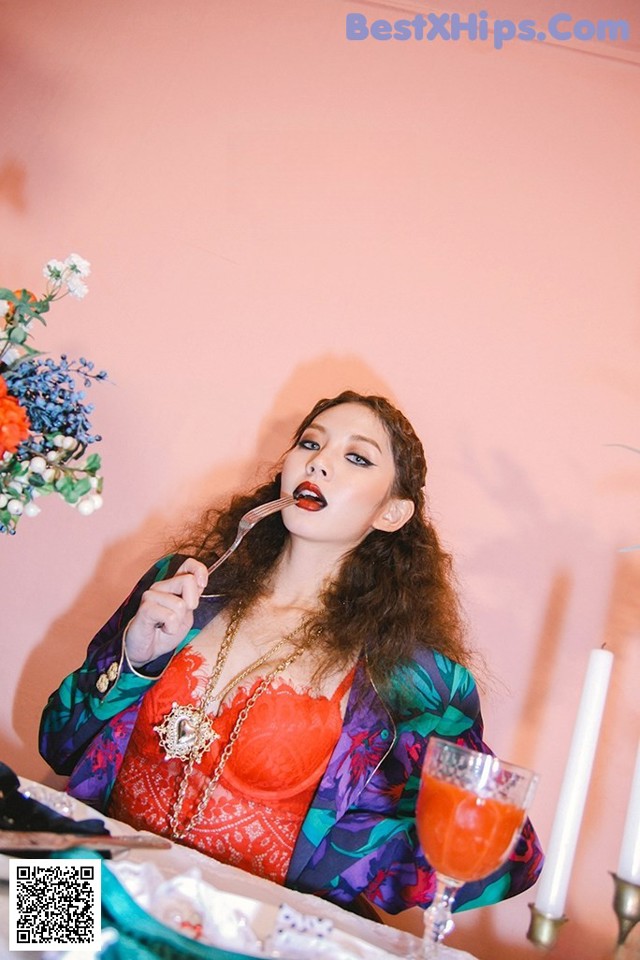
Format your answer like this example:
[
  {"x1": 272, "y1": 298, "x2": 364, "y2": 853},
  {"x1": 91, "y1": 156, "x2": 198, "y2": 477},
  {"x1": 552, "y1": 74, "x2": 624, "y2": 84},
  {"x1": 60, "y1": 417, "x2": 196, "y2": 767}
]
[{"x1": 422, "y1": 874, "x2": 462, "y2": 957}]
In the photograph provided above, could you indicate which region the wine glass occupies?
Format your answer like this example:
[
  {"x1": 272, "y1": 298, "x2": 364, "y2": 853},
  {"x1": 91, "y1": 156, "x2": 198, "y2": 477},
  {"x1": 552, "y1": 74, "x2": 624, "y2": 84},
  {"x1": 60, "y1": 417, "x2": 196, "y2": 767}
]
[{"x1": 416, "y1": 737, "x2": 538, "y2": 957}]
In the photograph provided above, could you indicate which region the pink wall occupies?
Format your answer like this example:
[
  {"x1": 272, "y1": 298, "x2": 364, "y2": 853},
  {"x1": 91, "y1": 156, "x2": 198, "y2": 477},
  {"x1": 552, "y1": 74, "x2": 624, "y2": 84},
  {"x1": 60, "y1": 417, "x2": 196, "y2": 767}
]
[{"x1": 2, "y1": 2, "x2": 639, "y2": 957}]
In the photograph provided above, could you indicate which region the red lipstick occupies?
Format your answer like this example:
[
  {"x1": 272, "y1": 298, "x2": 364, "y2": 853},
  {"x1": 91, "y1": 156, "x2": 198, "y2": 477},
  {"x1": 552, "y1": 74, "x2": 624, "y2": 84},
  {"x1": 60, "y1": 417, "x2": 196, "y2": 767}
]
[{"x1": 293, "y1": 481, "x2": 327, "y2": 511}]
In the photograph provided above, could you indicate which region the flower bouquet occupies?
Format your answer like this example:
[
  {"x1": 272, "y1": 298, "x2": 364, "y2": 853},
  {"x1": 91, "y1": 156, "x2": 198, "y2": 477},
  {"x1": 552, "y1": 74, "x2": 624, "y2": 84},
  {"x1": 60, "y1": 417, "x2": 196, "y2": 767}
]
[{"x1": 0, "y1": 255, "x2": 107, "y2": 535}]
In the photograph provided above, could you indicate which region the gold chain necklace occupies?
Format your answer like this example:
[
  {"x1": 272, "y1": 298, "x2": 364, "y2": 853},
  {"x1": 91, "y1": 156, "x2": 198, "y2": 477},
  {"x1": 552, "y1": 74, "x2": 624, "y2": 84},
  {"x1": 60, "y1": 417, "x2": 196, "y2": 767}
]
[
  {"x1": 155, "y1": 606, "x2": 289, "y2": 764},
  {"x1": 170, "y1": 643, "x2": 305, "y2": 839},
  {"x1": 153, "y1": 603, "x2": 310, "y2": 840}
]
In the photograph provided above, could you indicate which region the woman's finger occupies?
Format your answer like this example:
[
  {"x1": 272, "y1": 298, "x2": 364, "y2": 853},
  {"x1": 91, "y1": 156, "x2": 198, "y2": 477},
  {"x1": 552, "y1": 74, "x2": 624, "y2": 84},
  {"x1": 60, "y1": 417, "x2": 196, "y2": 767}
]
[
  {"x1": 145, "y1": 570, "x2": 205, "y2": 611},
  {"x1": 174, "y1": 557, "x2": 209, "y2": 591},
  {"x1": 125, "y1": 559, "x2": 209, "y2": 662},
  {"x1": 176, "y1": 557, "x2": 209, "y2": 590},
  {"x1": 139, "y1": 590, "x2": 189, "y2": 626}
]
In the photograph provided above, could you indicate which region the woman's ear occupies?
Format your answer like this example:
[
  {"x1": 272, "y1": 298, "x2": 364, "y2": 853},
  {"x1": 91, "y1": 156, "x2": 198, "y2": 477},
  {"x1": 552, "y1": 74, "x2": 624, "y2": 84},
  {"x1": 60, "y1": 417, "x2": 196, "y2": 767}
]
[{"x1": 373, "y1": 497, "x2": 415, "y2": 533}]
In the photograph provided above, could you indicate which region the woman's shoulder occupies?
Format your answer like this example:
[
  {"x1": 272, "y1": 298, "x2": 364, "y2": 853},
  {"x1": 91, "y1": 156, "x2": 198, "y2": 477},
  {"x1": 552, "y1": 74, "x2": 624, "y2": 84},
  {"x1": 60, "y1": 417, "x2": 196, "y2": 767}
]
[{"x1": 385, "y1": 647, "x2": 479, "y2": 720}]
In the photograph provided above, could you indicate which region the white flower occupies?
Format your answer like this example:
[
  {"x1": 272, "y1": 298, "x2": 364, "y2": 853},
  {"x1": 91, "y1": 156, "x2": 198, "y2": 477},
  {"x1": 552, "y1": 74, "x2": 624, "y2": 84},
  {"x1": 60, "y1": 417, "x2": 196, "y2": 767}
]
[
  {"x1": 7, "y1": 499, "x2": 23, "y2": 516},
  {"x1": 42, "y1": 467, "x2": 57, "y2": 483},
  {"x1": 46, "y1": 450, "x2": 60, "y2": 462},
  {"x1": 66, "y1": 275, "x2": 89, "y2": 300},
  {"x1": 64, "y1": 253, "x2": 91, "y2": 278},
  {"x1": 24, "y1": 501, "x2": 41, "y2": 517},
  {"x1": 62, "y1": 436, "x2": 77, "y2": 450},
  {"x1": 77, "y1": 498, "x2": 95, "y2": 515},
  {"x1": 43, "y1": 254, "x2": 90, "y2": 297},
  {"x1": 0, "y1": 494, "x2": 7, "y2": 508},
  {"x1": 0, "y1": 299, "x2": 9, "y2": 316},
  {"x1": 43, "y1": 259, "x2": 66, "y2": 282},
  {"x1": 89, "y1": 493, "x2": 103, "y2": 511},
  {"x1": 29, "y1": 456, "x2": 47, "y2": 474}
]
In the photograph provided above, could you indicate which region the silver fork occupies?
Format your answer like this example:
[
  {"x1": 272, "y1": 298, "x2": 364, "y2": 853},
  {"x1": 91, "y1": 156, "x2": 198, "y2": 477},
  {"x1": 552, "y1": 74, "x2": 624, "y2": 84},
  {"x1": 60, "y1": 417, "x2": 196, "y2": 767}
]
[{"x1": 201, "y1": 494, "x2": 295, "y2": 594}]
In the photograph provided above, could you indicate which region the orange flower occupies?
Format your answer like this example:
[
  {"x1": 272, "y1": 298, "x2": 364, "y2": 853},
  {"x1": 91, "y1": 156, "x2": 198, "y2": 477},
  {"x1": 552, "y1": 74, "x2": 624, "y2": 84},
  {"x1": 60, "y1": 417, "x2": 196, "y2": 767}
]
[
  {"x1": 2, "y1": 290, "x2": 37, "y2": 322},
  {"x1": 0, "y1": 375, "x2": 30, "y2": 458}
]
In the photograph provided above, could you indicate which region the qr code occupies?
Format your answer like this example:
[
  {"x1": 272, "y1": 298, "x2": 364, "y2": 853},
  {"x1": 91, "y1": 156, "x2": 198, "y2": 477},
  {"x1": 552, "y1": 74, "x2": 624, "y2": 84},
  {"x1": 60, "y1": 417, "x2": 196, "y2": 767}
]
[{"x1": 9, "y1": 858, "x2": 101, "y2": 951}]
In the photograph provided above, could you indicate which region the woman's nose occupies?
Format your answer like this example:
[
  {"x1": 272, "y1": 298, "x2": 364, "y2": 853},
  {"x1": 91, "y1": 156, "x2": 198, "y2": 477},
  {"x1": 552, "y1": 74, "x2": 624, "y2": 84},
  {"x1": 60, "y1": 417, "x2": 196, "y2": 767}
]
[{"x1": 306, "y1": 453, "x2": 331, "y2": 479}]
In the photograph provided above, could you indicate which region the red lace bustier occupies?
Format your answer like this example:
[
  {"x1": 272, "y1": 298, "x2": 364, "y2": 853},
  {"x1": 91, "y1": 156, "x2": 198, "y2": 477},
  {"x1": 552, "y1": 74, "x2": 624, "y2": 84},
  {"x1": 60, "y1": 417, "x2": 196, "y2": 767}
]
[{"x1": 109, "y1": 646, "x2": 354, "y2": 883}]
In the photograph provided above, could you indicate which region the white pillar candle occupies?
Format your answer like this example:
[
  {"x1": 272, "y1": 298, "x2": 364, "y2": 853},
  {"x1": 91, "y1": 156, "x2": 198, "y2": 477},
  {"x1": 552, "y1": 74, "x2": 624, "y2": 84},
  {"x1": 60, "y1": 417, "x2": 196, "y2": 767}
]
[
  {"x1": 534, "y1": 648, "x2": 614, "y2": 918},
  {"x1": 617, "y1": 742, "x2": 640, "y2": 883}
]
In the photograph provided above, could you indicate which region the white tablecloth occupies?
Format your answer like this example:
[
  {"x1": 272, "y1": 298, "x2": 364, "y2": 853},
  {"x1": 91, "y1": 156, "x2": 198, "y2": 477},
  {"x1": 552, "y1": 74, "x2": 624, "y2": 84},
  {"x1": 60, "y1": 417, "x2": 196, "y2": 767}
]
[{"x1": 0, "y1": 779, "x2": 479, "y2": 960}]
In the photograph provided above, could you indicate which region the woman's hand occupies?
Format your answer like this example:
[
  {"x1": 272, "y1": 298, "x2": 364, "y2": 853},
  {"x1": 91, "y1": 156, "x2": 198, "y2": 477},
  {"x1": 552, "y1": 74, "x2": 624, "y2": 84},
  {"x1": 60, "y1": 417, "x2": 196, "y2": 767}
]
[{"x1": 123, "y1": 558, "x2": 209, "y2": 667}]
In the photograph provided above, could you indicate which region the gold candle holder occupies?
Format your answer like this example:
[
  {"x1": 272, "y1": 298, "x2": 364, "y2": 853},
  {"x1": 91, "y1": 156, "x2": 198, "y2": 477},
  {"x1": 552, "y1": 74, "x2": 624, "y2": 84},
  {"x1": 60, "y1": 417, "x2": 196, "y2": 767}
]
[
  {"x1": 611, "y1": 872, "x2": 640, "y2": 947},
  {"x1": 526, "y1": 904, "x2": 568, "y2": 949}
]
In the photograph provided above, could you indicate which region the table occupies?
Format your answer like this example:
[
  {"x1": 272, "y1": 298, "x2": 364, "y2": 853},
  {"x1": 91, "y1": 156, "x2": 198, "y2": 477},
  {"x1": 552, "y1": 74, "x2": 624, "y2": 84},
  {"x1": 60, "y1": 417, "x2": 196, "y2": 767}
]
[{"x1": 0, "y1": 779, "x2": 479, "y2": 960}]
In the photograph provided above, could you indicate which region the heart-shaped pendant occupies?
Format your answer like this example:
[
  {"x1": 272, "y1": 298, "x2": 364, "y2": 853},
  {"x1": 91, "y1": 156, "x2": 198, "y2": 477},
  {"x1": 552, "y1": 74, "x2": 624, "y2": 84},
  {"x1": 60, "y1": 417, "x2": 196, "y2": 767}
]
[
  {"x1": 155, "y1": 702, "x2": 219, "y2": 762},
  {"x1": 176, "y1": 717, "x2": 197, "y2": 747}
]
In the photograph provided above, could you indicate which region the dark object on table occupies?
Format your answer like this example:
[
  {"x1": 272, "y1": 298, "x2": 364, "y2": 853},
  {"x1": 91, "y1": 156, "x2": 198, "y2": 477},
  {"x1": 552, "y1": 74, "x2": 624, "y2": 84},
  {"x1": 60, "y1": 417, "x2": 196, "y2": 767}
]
[{"x1": 0, "y1": 761, "x2": 110, "y2": 855}]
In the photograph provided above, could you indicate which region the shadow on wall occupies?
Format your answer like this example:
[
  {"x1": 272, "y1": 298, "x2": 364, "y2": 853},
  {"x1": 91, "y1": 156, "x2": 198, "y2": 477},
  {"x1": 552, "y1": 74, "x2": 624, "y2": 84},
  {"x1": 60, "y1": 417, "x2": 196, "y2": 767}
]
[
  {"x1": 250, "y1": 354, "x2": 404, "y2": 474},
  {"x1": 510, "y1": 569, "x2": 572, "y2": 760}
]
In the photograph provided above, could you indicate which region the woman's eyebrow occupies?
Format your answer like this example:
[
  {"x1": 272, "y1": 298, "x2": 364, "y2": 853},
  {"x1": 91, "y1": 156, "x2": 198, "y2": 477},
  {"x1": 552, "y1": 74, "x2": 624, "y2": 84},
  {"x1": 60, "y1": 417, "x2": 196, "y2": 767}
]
[
  {"x1": 306, "y1": 423, "x2": 382, "y2": 454},
  {"x1": 350, "y1": 433, "x2": 382, "y2": 454}
]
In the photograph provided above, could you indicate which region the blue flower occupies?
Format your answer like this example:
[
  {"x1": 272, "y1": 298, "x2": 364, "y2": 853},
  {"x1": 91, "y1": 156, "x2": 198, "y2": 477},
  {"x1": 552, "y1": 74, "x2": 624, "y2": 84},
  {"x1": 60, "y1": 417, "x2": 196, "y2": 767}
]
[{"x1": 0, "y1": 255, "x2": 107, "y2": 534}]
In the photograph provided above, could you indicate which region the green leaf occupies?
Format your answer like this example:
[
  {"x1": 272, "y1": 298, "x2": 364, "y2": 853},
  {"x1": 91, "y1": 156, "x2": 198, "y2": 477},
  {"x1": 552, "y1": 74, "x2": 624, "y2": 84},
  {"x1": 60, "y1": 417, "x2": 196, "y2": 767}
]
[
  {"x1": 74, "y1": 477, "x2": 92, "y2": 497},
  {"x1": 84, "y1": 453, "x2": 102, "y2": 473},
  {"x1": 8, "y1": 327, "x2": 27, "y2": 344},
  {"x1": 55, "y1": 476, "x2": 74, "y2": 496},
  {"x1": 13, "y1": 309, "x2": 36, "y2": 326}
]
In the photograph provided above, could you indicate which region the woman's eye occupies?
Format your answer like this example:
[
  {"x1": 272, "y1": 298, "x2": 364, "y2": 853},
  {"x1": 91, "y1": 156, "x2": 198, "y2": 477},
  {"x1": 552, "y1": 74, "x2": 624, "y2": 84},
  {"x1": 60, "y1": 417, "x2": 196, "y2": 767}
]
[
  {"x1": 347, "y1": 453, "x2": 373, "y2": 467},
  {"x1": 299, "y1": 438, "x2": 319, "y2": 450}
]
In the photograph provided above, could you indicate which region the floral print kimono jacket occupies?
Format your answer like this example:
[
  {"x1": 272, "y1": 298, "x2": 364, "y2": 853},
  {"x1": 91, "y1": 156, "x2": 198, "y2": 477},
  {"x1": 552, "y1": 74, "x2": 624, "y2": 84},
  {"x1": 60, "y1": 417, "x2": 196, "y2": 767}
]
[{"x1": 40, "y1": 556, "x2": 543, "y2": 914}]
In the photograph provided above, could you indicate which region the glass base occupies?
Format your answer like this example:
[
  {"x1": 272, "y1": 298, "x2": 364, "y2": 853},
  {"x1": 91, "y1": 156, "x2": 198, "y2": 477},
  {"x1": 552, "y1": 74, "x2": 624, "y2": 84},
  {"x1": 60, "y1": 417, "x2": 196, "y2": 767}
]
[{"x1": 421, "y1": 874, "x2": 463, "y2": 959}]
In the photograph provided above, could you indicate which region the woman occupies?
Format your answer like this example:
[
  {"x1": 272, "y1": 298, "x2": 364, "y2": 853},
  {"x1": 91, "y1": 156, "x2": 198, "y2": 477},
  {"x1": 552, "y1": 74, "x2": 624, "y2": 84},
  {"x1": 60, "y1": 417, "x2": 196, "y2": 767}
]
[{"x1": 40, "y1": 390, "x2": 543, "y2": 915}]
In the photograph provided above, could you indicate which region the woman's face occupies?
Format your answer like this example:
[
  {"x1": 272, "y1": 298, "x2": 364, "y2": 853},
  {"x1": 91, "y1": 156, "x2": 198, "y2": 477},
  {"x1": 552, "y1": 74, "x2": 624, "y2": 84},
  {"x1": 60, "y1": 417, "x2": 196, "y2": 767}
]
[{"x1": 280, "y1": 402, "x2": 413, "y2": 552}]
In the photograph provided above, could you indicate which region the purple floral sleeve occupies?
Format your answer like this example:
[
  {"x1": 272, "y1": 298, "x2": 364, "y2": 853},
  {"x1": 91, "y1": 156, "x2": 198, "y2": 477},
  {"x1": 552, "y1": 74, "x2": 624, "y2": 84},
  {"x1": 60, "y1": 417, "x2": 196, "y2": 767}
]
[{"x1": 288, "y1": 651, "x2": 544, "y2": 914}]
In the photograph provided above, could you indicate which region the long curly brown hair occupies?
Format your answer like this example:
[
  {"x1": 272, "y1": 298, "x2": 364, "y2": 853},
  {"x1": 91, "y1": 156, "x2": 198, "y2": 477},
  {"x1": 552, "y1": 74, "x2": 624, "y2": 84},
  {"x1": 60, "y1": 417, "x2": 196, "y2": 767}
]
[{"x1": 177, "y1": 391, "x2": 472, "y2": 686}]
